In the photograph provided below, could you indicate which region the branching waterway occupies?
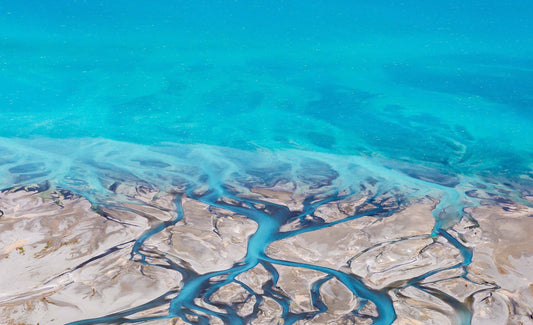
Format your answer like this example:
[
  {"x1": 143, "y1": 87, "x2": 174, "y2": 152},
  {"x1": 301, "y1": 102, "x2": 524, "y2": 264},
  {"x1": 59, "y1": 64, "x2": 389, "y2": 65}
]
[{"x1": 1, "y1": 139, "x2": 530, "y2": 324}]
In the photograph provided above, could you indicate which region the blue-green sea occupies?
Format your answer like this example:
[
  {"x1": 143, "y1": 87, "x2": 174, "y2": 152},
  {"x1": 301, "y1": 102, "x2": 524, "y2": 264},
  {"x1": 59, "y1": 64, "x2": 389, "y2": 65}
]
[{"x1": 1, "y1": 1, "x2": 532, "y2": 324}]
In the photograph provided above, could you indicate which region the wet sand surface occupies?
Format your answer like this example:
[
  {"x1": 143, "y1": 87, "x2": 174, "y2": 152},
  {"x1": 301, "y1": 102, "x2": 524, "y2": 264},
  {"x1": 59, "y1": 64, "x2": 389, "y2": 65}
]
[{"x1": 1, "y1": 180, "x2": 532, "y2": 325}]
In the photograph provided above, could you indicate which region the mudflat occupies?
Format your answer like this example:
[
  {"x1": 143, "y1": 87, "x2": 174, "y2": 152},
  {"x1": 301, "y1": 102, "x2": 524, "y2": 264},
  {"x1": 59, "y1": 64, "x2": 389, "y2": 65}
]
[{"x1": 1, "y1": 181, "x2": 531, "y2": 324}]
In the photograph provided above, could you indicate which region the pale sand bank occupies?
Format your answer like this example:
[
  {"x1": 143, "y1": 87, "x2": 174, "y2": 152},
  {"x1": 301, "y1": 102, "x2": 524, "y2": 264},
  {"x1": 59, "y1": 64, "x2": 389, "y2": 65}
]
[{"x1": 0, "y1": 183, "x2": 532, "y2": 324}]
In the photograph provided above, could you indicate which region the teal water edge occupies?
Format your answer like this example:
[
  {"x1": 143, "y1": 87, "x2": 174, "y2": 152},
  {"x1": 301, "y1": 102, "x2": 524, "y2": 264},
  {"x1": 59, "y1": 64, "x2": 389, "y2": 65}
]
[{"x1": 1, "y1": 1, "x2": 532, "y2": 324}]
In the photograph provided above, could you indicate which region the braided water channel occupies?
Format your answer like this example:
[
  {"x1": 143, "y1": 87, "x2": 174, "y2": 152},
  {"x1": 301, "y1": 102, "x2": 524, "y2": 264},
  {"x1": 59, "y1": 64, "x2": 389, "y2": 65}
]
[
  {"x1": 1, "y1": 140, "x2": 531, "y2": 324},
  {"x1": 67, "y1": 181, "x2": 475, "y2": 324}
]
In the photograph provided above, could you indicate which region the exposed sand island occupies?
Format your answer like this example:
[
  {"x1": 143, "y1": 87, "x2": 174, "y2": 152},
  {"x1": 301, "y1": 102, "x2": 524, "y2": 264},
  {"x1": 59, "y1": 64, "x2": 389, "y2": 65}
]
[{"x1": 0, "y1": 181, "x2": 532, "y2": 324}]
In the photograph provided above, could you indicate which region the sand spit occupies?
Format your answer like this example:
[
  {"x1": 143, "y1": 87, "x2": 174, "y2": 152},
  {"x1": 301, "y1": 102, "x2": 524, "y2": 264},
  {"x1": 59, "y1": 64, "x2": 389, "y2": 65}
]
[{"x1": 0, "y1": 183, "x2": 532, "y2": 324}]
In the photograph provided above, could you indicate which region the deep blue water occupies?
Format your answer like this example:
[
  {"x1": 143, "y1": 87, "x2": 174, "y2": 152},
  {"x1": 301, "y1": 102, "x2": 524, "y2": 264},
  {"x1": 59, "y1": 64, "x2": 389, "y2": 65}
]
[{"x1": 1, "y1": 1, "x2": 532, "y2": 324}]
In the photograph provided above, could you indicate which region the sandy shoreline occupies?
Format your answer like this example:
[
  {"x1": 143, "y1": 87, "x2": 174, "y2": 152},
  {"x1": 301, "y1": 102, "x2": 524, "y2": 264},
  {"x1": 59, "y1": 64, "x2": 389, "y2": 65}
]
[{"x1": 0, "y1": 181, "x2": 532, "y2": 324}]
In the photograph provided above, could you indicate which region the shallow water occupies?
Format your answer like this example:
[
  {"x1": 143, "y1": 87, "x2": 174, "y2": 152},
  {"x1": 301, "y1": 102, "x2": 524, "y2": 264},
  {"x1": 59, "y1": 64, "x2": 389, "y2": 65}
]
[{"x1": 1, "y1": 1, "x2": 532, "y2": 324}]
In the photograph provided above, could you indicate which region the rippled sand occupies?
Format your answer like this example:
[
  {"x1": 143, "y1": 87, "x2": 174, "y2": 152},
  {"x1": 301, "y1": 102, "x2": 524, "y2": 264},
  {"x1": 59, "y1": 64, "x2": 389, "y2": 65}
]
[{"x1": 0, "y1": 181, "x2": 532, "y2": 324}]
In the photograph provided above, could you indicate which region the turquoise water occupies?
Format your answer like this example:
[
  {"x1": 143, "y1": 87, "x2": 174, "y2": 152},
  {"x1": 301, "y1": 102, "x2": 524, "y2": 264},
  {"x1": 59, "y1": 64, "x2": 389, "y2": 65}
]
[
  {"x1": 2, "y1": 1, "x2": 532, "y2": 177},
  {"x1": 1, "y1": 1, "x2": 532, "y2": 324}
]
